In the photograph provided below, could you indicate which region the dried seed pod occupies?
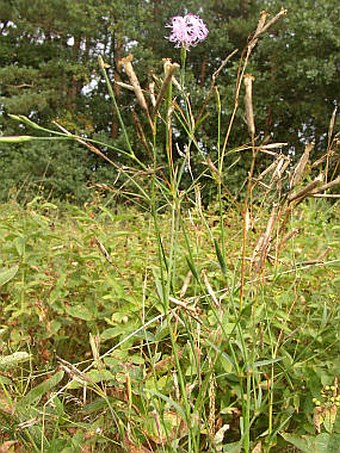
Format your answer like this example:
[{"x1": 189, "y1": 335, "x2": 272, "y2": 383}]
[{"x1": 244, "y1": 74, "x2": 255, "y2": 137}]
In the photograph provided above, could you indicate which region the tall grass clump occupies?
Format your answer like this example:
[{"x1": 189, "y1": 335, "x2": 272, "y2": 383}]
[{"x1": 1, "y1": 8, "x2": 339, "y2": 453}]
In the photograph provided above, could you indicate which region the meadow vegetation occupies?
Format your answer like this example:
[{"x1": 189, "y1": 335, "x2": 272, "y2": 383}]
[{"x1": 0, "y1": 194, "x2": 339, "y2": 452}]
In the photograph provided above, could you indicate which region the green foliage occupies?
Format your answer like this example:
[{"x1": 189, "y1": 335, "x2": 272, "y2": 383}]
[
  {"x1": 281, "y1": 432, "x2": 340, "y2": 453},
  {"x1": 0, "y1": 140, "x2": 118, "y2": 203},
  {"x1": 0, "y1": 198, "x2": 339, "y2": 451},
  {"x1": 254, "y1": 0, "x2": 339, "y2": 150}
]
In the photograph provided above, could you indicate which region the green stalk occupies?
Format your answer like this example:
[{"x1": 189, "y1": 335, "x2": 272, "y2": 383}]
[
  {"x1": 165, "y1": 62, "x2": 175, "y2": 195},
  {"x1": 154, "y1": 51, "x2": 200, "y2": 449},
  {"x1": 179, "y1": 46, "x2": 194, "y2": 138},
  {"x1": 215, "y1": 86, "x2": 228, "y2": 280},
  {"x1": 180, "y1": 46, "x2": 187, "y2": 91},
  {"x1": 150, "y1": 106, "x2": 196, "y2": 448},
  {"x1": 98, "y1": 56, "x2": 135, "y2": 159}
]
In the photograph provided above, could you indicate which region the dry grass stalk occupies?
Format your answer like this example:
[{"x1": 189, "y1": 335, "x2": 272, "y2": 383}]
[
  {"x1": 247, "y1": 10, "x2": 269, "y2": 54},
  {"x1": 247, "y1": 8, "x2": 288, "y2": 56},
  {"x1": 204, "y1": 156, "x2": 221, "y2": 183},
  {"x1": 52, "y1": 121, "x2": 116, "y2": 166},
  {"x1": 119, "y1": 54, "x2": 149, "y2": 113},
  {"x1": 244, "y1": 208, "x2": 251, "y2": 232},
  {"x1": 153, "y1": 59, "x2": 180, "y2": 118},
  {"x1": 203, "y1": 270, "x2": 220, "y2": 309},
  {"x1": 297, "y1": 247, "x2": 331, "y2": 266},
  {"x1": 194, "y1": 183, "x2": 203, "y2": 214},
  {"x1": 132, "y1": 110, "x2": 152, "y2": 157},
  {"x1": 148, "y1": 81, "x2": 156, "y2": 107},
  {"x1": 57, "y1": 356, "x2": 92, "y2": 384},
  {"x1": 290, "y1": 142, "x2": 314, "y2": 189},
  {"x1": 272, "y1": 156, "x2": 291, "y2": 183},
  {"x1": 288, "y1": 174, "x2": 323, "y2": 204},
  {"x1": 255, "y1": 154, "x2": 290, "y2": 186},
  {"x1": 244, "y1": 73, "x2": 255, "y2": 137},
  {"x1": 311, "y1": 151, "x2": 335, "y2": 169},
  {"x1": 180, "y1": 270, "x2": 193, "y2": 298},
  {"x1": 328, "y1": 107, "x2": 338, "y2": 149},
  {"x1": 119, "y1": 54, "x2": 154, "y2": 133},
  {"x1": 169, "y1": 296, "x2": 199, "y2": 314},
  {"x1": 208, "y1": 364, "x2": 217, "y2": 442},
  {"x1": 326, "y1": 106, "x2": 338, "y2": 180},
  {"x1": 259, "y1": 142, "x2": 289, "y2": 154},
  {"x1": 278, "y1": 227, "x2": 299, "y2": 249},
  {"x1": 251, "y1": 204, "x2": 277, "y2": 274},
  {"x1": 256, "y1": 160, "x2": 279, "y2": 182},
  {"x1": 196, "y1": 49, "x2": 238, "y2": 125},
  {"x1": 313, "y1": 194, "x2": 340, "y2": 199},
  {"x1": 221, "y1": 9, "x2": 287, "y2": 160},
  {"x1": 252, "y1": 8, "x2": 288, "y2": 43},
  {"x1": 114, "y1": 80, "x2": 135, "y2": 91},
  {"x1": 311, "y1": 175, "x2": 340, "y2": 194}
]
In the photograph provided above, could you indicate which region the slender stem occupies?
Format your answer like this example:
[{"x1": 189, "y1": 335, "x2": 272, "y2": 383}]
[
  {"x1": 166, "y1": 65, "x2": 175, "y2": 194},
  {"x1": 99, "y1": 56, "x2": 135, "y2": 158},
  {"x1": 180, "y1": 46, "x2": 187, "y2": 91},
  {"x1": 215, "y1": 86, "x2": 227, "y2": 279},
  {"x1": 240, "y1": 136, "x2": 256, "y2": 309}
]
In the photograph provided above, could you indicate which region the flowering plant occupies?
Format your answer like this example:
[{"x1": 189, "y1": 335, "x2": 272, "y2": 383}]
[{"x1": 166, "y1": 13, "x2": 208, "y2": 50}]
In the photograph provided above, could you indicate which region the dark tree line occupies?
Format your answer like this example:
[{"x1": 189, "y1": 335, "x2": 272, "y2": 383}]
[{"x1": 0, "y1": 0, "x2": 338, "y2": 203}]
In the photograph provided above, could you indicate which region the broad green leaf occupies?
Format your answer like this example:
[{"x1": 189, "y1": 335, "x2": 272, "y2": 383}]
[
  {"x1": 0, "y1": 351, "x2": 31, "y2": 370},
  {"x1": 0, "y1": 375, "x2": 13, "y2": 385},
  {"x1": 20, "y1": 370, "x2": 64, "y2": 406},
  {"x1": 69, "y1": 369, "x2": 115, "y2": 389},
  {"x1": 100, "y1": 326, "x2": 131, "y2": 340},
  {"x1": 66, "y1": 305, "x2": 94, "y2": 321},
  {"x1": 14, "y1": 236, "x2": 26, "y2": 257},
  {"x1": 0, "y1": 265, "x2": 19, "y2": 286},
  {"x1": 222, "y1": 441, "x2": 242, "y2": 452},
  {"x1": 280, "y1": 432, "x2": 340, "y2": 453}
]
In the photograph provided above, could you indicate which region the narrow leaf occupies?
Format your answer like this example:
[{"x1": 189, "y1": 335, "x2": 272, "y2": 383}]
[
  {"x1": 20, "y1": 371, "x2": 64, "y2": 406},
  {"x1": 0, "y1": 135, "x2": 34, "y2": 143},
  {"x1": 214, "y1": 239, "x2": 227, "y2": 275},
  {"x1": 185, "y1": 255, "x2": 200, "y2": 282}
]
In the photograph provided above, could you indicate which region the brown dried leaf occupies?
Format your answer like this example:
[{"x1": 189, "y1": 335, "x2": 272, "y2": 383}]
[{"x1": 251, "y1": 441, "x2": 262, "y2": 453}]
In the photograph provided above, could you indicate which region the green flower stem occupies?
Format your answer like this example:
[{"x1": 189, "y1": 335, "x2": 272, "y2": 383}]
[
  {"x1": 215, "y1": 86, "x2": 227, "y2": 280},
  {"x1": 98, "y1": 56, "x2": 135, "y2": 160},
  {"x1": 180, "y1": 46, "x2": 187, "y2": 91},
  {"x1": 165, "y1": 64, "x2": 175, "y2": 195}
]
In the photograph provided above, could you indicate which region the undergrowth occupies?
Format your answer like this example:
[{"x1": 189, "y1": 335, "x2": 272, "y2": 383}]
[{"x1": 0, "y1": 198, "x2": 339, "y2": 452}]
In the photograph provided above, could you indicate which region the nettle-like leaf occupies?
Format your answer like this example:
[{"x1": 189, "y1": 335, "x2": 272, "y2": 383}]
[
  {"x1": 281, "y1": 432, "x2": 340, "y2": 453},
  {"x1": 0, "y1": 265, "x2": 19, "y2": 286},
  {"x1": 0, "y1": 351, "x2": 31, "y2": 370}
]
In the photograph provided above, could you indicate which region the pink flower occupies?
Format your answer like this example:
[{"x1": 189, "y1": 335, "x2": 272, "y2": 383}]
[{"x1": 166, "y1": 13, "x2": 209, "y2": 50}]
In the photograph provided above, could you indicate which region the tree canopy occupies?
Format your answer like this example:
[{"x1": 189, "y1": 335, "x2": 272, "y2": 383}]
[{"x1": 0, "y1": 0, "x2": 338, "y2": 203}]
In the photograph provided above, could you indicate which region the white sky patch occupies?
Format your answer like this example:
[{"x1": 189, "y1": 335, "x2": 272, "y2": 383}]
[
  {"x1": 81, "y1": 78, "x2": 99, "y2": 95},
  {"x1": 125, "y1": 39, "x2": 139, "y2": 51}
]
